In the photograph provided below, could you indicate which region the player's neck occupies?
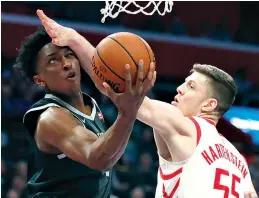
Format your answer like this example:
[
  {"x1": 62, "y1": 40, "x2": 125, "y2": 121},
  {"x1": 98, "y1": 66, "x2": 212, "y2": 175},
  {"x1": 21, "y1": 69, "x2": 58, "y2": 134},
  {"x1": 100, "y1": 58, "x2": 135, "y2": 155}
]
[
  {"x1": 51, "y1": 91, "x2": 85, "y2": 113},
  {"x1": 69, "y1": 92, "x2": 85, "y2": 113},
  {"x1": 196, "y1": 113, "x2": 219, "y2": 125}
]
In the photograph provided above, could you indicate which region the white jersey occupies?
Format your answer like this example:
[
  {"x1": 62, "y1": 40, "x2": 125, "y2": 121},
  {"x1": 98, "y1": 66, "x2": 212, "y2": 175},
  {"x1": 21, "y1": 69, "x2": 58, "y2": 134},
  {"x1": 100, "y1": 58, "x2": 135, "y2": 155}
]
[{"x1": 155, "y1": 116, "x2": 252, "y2": 198}]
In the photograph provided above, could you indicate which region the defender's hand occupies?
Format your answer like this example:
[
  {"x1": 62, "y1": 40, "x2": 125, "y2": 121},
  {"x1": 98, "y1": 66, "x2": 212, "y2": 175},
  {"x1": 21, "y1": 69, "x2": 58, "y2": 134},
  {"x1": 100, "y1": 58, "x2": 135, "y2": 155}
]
[
  {"x1": 36, "y1": 9, "x2": 79, "y2": 47},
  {"x1": 245, "y1": 191, "x2": 258, "y2": 198},
  {"x1": 103, "y1": 60, "x2": 156, "y2": 118}
]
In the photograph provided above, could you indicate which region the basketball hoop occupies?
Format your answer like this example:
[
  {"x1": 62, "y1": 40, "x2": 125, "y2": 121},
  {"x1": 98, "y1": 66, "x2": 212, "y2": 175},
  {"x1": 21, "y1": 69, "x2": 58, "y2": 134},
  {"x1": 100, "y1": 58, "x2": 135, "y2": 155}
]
[{"x1": 100, "y1": 0, "x2": 174, "y2": 23}]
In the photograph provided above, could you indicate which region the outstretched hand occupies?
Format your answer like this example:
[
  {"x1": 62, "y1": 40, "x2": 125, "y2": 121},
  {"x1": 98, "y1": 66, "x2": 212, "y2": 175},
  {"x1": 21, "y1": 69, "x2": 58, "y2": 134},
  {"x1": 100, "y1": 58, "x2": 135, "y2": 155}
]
[
  {"x1": 244, "y1": 191, "x2": 258, "y2": 198},
  {"x1": 102, "y1": 60, "x2": 156, "y2": 117},
  {"x1": 36, "y1": 9, "x2": 78, "y2": 46}
]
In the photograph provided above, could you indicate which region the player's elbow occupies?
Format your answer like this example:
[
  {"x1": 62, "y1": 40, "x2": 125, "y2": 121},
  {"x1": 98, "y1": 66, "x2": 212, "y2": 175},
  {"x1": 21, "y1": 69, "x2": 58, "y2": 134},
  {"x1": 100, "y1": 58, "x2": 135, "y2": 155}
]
[
  {"x1": 137, "y1": 110, "x2": 149, "y2": 122},
  {"x1": 137, "y1": 107, "x2": 153, "y2": 124},
  {"x1": 88, "y1": 153, "x2": 113, "y2": 171},
  {"x1": 87, "y1": 161, "x2": 111, "y2": 171},
  {"x1": 84, "y1": 150, "x2": 113, "y2": 171},
  {"x1": 154, "y1": 121, "x2": 175, "y2": 138}
]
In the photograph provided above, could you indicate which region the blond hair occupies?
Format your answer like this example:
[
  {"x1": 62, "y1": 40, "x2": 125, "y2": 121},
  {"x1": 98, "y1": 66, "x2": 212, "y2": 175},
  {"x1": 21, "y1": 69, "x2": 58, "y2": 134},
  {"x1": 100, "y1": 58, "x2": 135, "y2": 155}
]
[{"x1": 190, "y1": 63, "x2": 237, "y2": 115}]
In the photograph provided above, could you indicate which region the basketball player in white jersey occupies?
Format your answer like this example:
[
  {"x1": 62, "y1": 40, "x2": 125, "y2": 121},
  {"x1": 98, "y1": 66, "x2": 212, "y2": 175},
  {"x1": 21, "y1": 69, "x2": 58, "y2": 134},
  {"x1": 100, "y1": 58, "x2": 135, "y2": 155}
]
[
  {"x1": 136, "y1": 65, "x2": 258, "y2": 198},
  {"x1": 37, "y1": 10, "x2": 258, "y2": 198}
]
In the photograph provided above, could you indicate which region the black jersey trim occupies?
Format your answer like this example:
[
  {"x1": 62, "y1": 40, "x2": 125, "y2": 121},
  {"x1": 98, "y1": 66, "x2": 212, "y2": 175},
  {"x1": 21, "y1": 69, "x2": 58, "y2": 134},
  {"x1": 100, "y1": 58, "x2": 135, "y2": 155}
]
[
  {"x1": 23, "y1": 103, "x2": 61, "y2": 123},
  {"x1": 45, "y1": 94, "x2": 96, "y2": 121}
]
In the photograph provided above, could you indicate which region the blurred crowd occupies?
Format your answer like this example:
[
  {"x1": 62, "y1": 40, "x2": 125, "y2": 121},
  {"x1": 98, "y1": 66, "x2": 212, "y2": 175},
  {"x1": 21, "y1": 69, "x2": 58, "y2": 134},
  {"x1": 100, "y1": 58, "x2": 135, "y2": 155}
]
[
  {"x1": 2, "y1": 1, "x2": 259, "y2": 198},
  {"x1": 2, "y1": 1, "x2": 259, "y2": 45}
]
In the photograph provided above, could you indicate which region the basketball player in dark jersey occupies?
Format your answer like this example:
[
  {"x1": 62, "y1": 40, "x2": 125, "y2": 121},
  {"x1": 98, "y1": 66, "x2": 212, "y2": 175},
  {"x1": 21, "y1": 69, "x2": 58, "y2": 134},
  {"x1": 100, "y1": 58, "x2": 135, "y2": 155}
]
[{"x1": 15, "y1": 17, "x2": 155, "y2": 197}]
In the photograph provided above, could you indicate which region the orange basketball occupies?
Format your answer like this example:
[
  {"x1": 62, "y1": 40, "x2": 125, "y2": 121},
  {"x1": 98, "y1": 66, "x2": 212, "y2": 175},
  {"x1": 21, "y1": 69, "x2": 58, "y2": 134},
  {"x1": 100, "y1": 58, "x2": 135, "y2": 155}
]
[{"x1": 91, "y1": 32, "x2": 156, "y2": 93}]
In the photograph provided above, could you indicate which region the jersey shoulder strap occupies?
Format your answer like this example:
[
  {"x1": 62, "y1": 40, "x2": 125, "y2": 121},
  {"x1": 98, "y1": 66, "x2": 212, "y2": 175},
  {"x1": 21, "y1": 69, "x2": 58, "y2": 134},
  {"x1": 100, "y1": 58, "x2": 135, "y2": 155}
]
[{"x1": 23, "y1": 97, "x2": 61, "y2": 137}]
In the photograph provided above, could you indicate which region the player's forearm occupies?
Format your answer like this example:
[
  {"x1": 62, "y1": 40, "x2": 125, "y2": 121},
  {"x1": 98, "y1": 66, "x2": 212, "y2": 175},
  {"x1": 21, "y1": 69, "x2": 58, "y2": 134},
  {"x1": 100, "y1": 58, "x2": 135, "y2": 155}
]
[
  {"x1": 88, "y1": 113, "x2": 135, "y2": 170},
  {"x1": 137, "y1": 97, "x2": 188, "y2": 137},
  {"x1": 137, "y1": 96, "x2": 154, "y2": 125},
  {"x1": 137, "y1": 97, "x2": 169, "y2": 134},
  {"x1": 137, "y1": 97, "x2": 171, "y2": 136},
  {"x1": 69, "y1": 34, "x2": 95, "y2": 76}
]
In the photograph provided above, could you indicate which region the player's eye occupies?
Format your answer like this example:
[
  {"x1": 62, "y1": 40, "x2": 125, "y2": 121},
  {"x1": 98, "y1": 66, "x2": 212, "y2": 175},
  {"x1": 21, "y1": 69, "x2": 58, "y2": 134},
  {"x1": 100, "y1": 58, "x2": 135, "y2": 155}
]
[
  {"x1": 188, "y1": 83, "x2": 195, "y2": 89},
  {"x1": 49, "y1": 58, "x2": 58, "y2": 64},
  {"x1": 66, "y1": 53, "x2": 75, "y2": 58}
]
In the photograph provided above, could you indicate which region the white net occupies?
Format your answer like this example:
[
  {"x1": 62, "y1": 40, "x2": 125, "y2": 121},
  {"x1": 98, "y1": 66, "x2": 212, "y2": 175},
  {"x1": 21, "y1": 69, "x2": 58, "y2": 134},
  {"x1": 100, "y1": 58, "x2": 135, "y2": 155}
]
[{"x1": 100, "y1": 0, "x2": 174, "y2": 23}]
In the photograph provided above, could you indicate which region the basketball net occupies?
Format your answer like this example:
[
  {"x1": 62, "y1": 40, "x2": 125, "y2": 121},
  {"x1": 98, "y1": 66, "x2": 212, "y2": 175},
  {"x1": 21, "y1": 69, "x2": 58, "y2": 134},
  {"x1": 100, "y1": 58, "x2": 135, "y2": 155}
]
[{"x1": 100, "y1": 0, "x2": 174, "y2": 23}]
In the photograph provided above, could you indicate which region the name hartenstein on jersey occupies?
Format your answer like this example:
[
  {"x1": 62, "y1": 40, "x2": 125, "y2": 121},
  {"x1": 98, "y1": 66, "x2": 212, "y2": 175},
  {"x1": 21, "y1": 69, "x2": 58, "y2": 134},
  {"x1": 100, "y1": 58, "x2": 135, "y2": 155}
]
[{"x1": 201, "y1": 143, "x2": 248, "y2": 179}]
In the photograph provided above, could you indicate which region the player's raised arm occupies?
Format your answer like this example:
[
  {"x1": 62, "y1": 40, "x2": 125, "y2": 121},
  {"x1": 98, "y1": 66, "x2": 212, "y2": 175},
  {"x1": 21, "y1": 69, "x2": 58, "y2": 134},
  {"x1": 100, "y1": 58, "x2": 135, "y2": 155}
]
[
  {"x1": 36, "y1": 106, "x2": 134, "y2": 171},
  {"x1": 137, "y1": 97, "x2": 196, "y2": 139}
]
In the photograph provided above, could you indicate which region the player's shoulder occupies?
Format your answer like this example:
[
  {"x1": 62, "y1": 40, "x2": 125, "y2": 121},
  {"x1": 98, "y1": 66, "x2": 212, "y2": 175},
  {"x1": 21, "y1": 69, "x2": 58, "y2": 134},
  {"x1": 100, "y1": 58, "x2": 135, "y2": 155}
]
[
  {"x1": 40, "y1": 106, "x2": 68, "y2": 118},
  {"x1": 191, "y1": 116, "x2": 214, "y2": 125},
  {"x1": 188, "y1": 116, "x2": 217, "y2": 132},
  {"x1": 38, "y1": 106, "x2": 76, "y2": 126},
  {"x1": 36, "y1": 106, "x2": 84, "y2": 141}
]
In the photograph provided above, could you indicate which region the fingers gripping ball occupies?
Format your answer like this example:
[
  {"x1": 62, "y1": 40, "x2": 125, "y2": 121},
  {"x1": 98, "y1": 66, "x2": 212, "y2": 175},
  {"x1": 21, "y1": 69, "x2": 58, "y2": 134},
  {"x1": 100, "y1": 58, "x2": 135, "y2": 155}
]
[{"x1": 92, "y1": 32, "x2": 156, "y2": 93}]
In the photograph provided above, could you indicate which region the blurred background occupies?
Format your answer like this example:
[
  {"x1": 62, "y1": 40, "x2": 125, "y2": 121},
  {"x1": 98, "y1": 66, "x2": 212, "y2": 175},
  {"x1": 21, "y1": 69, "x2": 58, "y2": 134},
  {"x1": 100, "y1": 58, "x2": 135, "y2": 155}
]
[{"x1": 1, "y1": 1, "x2": 259, "y2": 198}]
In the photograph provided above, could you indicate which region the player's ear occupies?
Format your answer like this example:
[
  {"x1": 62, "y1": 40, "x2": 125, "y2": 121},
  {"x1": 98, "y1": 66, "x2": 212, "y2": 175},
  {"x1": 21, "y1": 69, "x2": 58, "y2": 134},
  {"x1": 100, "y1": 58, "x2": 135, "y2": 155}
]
[
  {"x1": 33, "y1": 75, "x2": 46, "y2": 87},
  {"x1": 201, "y1": 98, "x2": 218, "y2": 112}
]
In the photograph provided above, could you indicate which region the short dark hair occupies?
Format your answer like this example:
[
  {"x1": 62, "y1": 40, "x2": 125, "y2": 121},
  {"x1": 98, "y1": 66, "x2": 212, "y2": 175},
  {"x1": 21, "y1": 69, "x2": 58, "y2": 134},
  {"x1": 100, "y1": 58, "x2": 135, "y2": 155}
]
[
  {"x1": 190, "y1": 63, "x2": 237, "y2": 116},
  {"x1": 14, "y1": 27, "x2": 52, "y2": 81}
]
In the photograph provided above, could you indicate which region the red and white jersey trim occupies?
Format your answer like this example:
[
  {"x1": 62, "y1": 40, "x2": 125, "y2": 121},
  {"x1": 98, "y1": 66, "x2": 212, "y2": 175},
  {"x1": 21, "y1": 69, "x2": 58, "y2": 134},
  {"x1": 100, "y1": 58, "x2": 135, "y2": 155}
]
[{"x1": 159, "y1": 167, "x2": 183, "y2": 198}]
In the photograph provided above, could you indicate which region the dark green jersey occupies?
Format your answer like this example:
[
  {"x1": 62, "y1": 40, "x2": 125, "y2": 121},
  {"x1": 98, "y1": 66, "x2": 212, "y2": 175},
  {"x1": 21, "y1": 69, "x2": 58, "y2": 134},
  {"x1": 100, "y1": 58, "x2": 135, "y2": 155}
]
[{"x1": 23, "y1": 93, "x2": 112, "y2": 198}]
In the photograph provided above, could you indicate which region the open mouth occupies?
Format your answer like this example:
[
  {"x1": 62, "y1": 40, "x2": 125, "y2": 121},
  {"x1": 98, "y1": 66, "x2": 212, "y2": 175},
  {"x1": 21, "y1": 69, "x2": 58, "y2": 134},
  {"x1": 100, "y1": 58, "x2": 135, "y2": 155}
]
[
  {"x1": 171, "y1": 97, "x2": 178, "y2": 105},
  {"x1": 67, "y1": 72, "x2": 76, "y2": 79}
]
